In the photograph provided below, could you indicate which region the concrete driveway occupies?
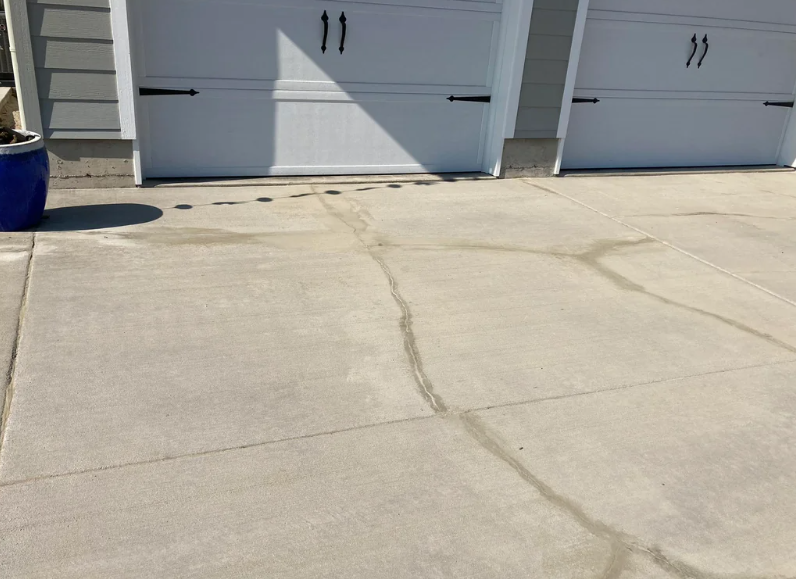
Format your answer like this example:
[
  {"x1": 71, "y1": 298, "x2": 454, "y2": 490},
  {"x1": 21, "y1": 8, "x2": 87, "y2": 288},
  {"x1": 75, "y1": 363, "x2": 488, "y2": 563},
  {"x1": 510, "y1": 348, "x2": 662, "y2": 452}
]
[{"x1": 1, "y1": 172, "x2": 796, "y2": 578}]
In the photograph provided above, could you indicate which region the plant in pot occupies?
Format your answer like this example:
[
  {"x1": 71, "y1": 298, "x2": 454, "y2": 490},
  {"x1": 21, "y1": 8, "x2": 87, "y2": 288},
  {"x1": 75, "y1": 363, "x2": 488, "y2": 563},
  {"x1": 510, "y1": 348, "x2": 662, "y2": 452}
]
[{"x1": 0, "y1": 126, "x2": 49, "y2": 231}]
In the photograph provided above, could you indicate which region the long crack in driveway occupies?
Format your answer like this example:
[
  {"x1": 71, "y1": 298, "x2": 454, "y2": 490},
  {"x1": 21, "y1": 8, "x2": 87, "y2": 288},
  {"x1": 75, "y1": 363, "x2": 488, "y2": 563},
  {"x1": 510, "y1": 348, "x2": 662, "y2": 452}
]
[{"x1": 2, "y1": 173, "x2": 796, "y2": 578}]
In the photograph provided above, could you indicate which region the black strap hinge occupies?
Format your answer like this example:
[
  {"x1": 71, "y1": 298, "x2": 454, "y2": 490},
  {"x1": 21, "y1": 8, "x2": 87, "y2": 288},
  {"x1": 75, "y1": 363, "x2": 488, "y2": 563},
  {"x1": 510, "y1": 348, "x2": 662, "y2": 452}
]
[
  {"x1": 573, "y1": 97, "x2": 600, "y2": 104},
  {"x1": 448, "y1": 95, "x2": 491, "y2": 103},
  {"x1": 140, "y1": 88, "x2": 199, "y2": 96},
  {"x1": 764, "y1": 101, "x2": 794, "y2": 108}
]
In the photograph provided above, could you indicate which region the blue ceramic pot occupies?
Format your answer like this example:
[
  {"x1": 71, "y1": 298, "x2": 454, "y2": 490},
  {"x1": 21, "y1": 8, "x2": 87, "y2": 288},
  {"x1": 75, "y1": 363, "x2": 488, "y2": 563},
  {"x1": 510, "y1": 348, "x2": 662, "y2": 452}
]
[{"x1": 0, "y1": 131, "x2": 49, "y2": 231}]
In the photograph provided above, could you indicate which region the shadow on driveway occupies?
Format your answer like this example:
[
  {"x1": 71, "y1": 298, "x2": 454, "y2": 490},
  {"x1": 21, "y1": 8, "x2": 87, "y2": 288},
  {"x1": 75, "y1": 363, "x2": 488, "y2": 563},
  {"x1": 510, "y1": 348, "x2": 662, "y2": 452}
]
[{"x1": 35, "y1": 204, "x2": 164, "y2": 232}]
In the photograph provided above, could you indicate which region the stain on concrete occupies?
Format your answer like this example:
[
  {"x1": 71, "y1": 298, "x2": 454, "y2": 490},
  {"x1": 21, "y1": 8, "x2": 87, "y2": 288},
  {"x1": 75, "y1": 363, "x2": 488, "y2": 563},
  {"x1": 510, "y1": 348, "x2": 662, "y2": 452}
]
[{"x1": 600, "y1": 542, "x2": 630, "y2": 579}]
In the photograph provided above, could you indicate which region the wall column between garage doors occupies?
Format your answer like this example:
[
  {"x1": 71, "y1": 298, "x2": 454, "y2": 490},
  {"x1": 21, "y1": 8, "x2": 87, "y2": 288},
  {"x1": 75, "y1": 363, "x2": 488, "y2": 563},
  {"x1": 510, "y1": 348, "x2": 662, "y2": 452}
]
[{"x1": 483, "y1": 0, "x2": 536, "y2": 176}]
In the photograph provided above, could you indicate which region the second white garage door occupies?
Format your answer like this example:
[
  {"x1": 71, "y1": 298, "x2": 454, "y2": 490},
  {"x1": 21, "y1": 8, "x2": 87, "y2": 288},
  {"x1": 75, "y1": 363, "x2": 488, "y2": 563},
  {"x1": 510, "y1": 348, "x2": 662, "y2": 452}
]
[
  {"x1": 132, "y1": 0, "x2": 502, "y2": 179},
  {"x1": 562, "y1": 0, "x2": 796, "y2": 170}
]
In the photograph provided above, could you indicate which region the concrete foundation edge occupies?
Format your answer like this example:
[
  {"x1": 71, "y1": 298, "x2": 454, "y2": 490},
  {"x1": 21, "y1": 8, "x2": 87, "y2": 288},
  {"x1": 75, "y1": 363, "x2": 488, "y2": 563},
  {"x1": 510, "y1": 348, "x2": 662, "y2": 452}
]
[
  {"x1": 45, "y1": 139, "x2": 135, "y2": 189},
  {"x1": 500, "y1": 138, "x2": 559, "y2": 178}
]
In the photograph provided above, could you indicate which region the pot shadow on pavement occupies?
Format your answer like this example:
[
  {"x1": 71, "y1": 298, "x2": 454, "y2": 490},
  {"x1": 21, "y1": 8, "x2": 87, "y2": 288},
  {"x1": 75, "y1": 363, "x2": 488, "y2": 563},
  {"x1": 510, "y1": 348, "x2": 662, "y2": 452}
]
[{"x1": 34, "y1": 204, "x2": 164, "y2": 232}]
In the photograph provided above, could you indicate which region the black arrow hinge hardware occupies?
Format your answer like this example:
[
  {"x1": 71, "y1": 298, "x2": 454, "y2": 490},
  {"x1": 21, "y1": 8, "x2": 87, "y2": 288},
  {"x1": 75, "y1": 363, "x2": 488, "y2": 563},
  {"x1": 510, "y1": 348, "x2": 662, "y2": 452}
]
[
  {"x1": 573, "y1": 97, "x2": 600, "y2": 104},
  {"x1": 139, "y1": 88, "x2": 199, "y2": 96},
  {"x1": 764, "y1": 101, "x2": 794, "y2": 108},
  {"x1": 448, "y1": 95, "x2": 491, "y2": 103}
]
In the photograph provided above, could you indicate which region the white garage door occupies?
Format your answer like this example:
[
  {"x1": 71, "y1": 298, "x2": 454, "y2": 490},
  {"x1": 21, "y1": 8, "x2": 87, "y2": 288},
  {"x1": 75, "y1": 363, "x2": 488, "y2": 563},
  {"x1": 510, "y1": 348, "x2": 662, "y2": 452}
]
[
  {"x1": 562, "y1": 0, "x2": 796, "y2": 170},
  {"x1": 132, "y1": 0, "x2": 502, "y2": 178}
]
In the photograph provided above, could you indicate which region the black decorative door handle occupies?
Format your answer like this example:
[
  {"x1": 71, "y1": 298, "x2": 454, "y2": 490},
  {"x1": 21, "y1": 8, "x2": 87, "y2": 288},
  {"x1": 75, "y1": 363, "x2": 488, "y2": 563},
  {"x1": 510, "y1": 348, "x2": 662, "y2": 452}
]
[
  {"x1": 339, "y1": 12, "x2": 347, "y2": 54},
  {"x1": 321, "y1": 11, "x2": 329, "y2": 54},
  {"x1": 686, "y1": 34, "x2": 698, "y2": 67},
  {"x1": 698, "y1": 35, "x2": 709, "y2": 68}
]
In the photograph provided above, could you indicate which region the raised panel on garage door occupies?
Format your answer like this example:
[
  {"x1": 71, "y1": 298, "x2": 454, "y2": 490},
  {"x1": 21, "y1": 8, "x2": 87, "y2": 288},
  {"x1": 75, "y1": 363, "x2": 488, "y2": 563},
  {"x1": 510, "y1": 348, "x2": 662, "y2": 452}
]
[
  {"x1": 577, "y1": 20, "x2": 796, "y2": 95},
  {"x1": 562, "y1": 98, "x2": 791, "y2": 170},
  {"x1": 138, "y1": 0, "x2": 497, "y2": 88},
  {"x1": 141, "y1": 91, "x2": 488, "y2": 178},
  {"x1": 589, "y1": 0, "x2": 796, "y2": 26}
]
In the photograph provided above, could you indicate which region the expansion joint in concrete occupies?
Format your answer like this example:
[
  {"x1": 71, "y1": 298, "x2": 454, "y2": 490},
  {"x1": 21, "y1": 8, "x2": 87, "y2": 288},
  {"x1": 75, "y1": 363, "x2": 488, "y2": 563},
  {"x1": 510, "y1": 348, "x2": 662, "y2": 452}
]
[{"x1": 0, "y1": 234, "x2": 36, "y2": 457}]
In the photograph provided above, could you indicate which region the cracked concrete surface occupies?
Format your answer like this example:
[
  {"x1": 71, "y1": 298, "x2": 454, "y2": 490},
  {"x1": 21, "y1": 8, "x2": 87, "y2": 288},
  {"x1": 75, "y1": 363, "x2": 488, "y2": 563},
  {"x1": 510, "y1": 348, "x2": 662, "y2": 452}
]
[
  {"x1": 540, "y1": 172, "x2": 796, "y2": 305},
  {"x1": 2, "y1": 174, "x2": 796, "y2": 577}
]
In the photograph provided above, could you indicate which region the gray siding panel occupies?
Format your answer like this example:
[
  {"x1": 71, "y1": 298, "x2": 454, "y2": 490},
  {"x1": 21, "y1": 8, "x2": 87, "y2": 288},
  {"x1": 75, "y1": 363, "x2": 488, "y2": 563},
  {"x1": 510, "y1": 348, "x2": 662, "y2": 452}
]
[
  {"x1": 522, "y1": 59, "x2": 569, "y2": 86},
  {"x1": 514, "y1": 130, "x2": 564, "y2": 140},
  {"x1": 533, "y1": 0, "x2": 579, "y2": 10},
  {"x1": 32, "y1": 38, "x2": 116, "y2": 71},
  {"x1": 28, "y1": 0, "x2": 121, "y2": 138},
  {"x1": 36, "y1": 70, "x2": 118, "y2": 100},
  {"x1": 28, "y1": 0, "x2": 110, "y2": 7},
  {"x1": 29, "y1": 5, "x2": 114, "y2": 40},
  {"x1": 515, "y1": 107, "x2": 562, "y2": 133},
  {"x1": 518, "y1": 83, "x2": 564, "y2": 108},
  {"x1": 514, "y1": 2, "x2": 578, "y2": 138},
  {"x1": 529, "y1": 9, "x2": 577, "y2": 37},
  {"x1": 45, "y1": 130, "x2": 125, "y2": 139},
  {"x1": 40, "y1": 100, "x2": 121, "y2": 130},
  {"x1": 525, "y1": 34, "x2": 573, "y2": 61}
]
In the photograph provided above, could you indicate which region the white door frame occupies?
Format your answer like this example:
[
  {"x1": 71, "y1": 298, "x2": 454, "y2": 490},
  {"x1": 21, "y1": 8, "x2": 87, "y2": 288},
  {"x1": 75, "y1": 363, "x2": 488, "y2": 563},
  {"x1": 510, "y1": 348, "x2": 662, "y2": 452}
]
[
  {"x1": 5, "y1": 0, "x2": 42, "y2": 133},
  {"x1": 554, "y1": 0, "x2": 589, "y2": 175},
  {"x1": 114, "y1": 0, "x2": 532, "y2": 181},
  {"x1": 775, "y1": 77, "x2": 796, "y2": 168},
  {"x1": 109, "y1": 0, "x2": 142, "y2": 184}
]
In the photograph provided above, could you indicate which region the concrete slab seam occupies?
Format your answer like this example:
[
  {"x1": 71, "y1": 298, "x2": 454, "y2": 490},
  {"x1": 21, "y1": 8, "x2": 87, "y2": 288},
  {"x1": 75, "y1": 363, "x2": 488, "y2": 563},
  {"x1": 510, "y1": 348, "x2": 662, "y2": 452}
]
[
  {"x1": 622, "y1": 211, "x2": 796, "y2": 222},
  {"x1": 459, "y1": 412, "x2": 790, "y2": 579},
  {"x1": 527, "y1": 180, "x2": 796, "y2": 310},
  {"x1": 3, "y1": 357, "x2": 792, "y2": 489},
  {"x1": 472, "y1": 358, "x2": 796, "y2": 415},
  {"x1": 0, "y1": 233, "x2": 36, "y2": 459},
  {"x1": 314, "y1": 188, "x2": 757, "y2": 579},
  {"x1": 0, "y1": 413, "x2": 437, "y2": 489}
]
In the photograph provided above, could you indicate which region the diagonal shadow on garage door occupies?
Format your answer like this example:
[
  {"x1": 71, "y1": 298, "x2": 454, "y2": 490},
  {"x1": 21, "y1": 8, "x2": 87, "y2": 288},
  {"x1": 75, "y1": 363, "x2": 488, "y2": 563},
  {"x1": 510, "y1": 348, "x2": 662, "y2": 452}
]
[{"x1": 134, "y1": 0, "x2": 502, "y2": 179}]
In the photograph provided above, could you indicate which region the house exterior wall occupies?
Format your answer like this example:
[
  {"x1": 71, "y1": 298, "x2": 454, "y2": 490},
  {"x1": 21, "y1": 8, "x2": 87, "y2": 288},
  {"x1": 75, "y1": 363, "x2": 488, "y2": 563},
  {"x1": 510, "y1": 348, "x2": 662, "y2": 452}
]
[
  {"x1": 16, "y1": 0, "x2": 570, "y2": 183},
  {"x1": 45, "y1": 138, "x2": 135, "y2": 188},
  {"x1": 28, "y1": 0, "x2": 122, "y2": 139},
  {"x1": 513, "y1": 0, "x2": 577, "y2": 139},
  {"x1": 501, "y1": 0, "x2": 579, "y2": 177}
]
